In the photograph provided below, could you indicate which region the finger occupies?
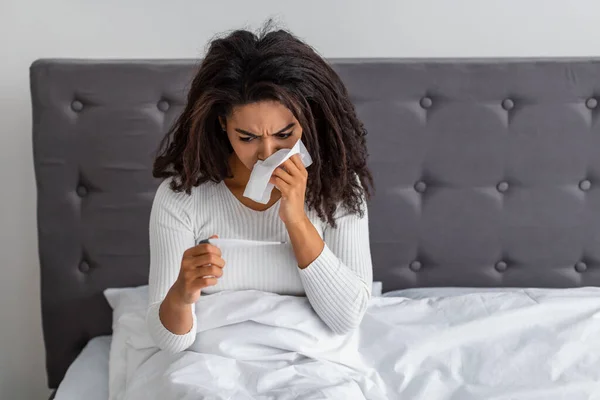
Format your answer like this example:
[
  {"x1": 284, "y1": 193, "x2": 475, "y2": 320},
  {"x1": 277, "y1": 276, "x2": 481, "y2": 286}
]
[
  {"x1": 183, "y1": 264, "x2": 223, "y2": 284},
  {"x1": 281, "y1": 158, "x2": 302, "y2": 177},
  {"x1": 289, "y1": 154, "x2": 306, "y2": 175},
  {"x1": 196, "y1": 264, "x2": 224, "y2": 278},
  {"x1": 184, "y1": 241, "x2": 222, "y2": 258},
  {"x1": 271, "y1": 166, "x2": 294, "y2": 185},
  {"x1": 196, "y1": 253, "x2": 226, "y2": 268},
  {"x1": 271, "y1": 176, "x2": 291, "y2": 194},
  {"x1": 183, "y1": 253, "x2": 225, "y2": 269}
]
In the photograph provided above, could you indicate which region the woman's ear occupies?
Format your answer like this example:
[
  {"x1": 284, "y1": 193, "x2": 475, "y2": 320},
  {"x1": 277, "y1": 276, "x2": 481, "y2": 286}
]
[{"x1": 218, "y1": 116, "x2": 226, "y2": 131}]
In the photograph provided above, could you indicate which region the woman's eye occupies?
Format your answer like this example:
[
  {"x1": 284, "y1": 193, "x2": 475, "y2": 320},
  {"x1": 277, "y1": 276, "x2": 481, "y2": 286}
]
[{"x1": 240, "y1": 133, "x2": 291, "y2": 142}]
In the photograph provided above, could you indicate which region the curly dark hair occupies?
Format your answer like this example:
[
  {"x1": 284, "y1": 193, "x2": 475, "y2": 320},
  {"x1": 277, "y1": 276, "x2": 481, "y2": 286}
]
[{"x1": 153, "y1": 22, "x2": 374, "y2": 227}]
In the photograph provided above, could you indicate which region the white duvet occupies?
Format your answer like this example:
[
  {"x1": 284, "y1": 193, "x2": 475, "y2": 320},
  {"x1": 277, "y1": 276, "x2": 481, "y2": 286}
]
[{"x1": 105, "y1": 286, "x2": 600, "y2": 400}]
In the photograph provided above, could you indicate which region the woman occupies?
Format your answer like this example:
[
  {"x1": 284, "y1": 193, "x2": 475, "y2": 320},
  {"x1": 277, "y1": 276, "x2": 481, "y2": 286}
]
[{"x1": 147, "y1": 24, "x2": 374, "y2": 353}]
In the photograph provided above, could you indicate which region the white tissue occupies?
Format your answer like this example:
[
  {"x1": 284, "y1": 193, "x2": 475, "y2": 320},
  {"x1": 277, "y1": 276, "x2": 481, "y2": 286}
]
[{"x1": 243, "y1": 139, "x2": 313, "y2": 204}]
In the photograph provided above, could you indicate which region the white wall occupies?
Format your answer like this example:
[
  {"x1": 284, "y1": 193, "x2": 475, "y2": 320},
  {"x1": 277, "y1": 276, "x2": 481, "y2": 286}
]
[{"x1": 1, "y1": 0, "x2": 599, "y2": 398}]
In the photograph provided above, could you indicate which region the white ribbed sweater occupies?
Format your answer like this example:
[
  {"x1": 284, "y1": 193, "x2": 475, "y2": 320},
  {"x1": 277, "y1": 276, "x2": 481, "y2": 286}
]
[{"x1": 146, "y1": 178, "x2": 373, "y2": 353}]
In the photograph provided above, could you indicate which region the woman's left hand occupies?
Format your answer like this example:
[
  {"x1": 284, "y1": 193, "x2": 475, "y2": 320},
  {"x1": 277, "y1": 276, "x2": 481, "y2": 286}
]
[{"x1": 270, "y1": 154, "x2": 308, "y2": 226}]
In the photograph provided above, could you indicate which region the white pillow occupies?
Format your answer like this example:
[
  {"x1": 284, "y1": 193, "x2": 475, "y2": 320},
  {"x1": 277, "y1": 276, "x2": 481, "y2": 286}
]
[
  {"x1": 104, "y1": 285, "x2": 152, "y2": 400},
  {"x1": 382, "y1": 287, "x2": 526, "y2": 299},
  {"x1": 371, "y1": 281, "x2": 382, "y2": 297}
]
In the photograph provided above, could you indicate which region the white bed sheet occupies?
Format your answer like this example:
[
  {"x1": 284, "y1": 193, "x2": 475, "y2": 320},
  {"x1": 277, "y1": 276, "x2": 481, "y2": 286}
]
[
  {"x1": 117, "y1": 287, "x2": 600, "y2": 399},
  {"x1": 54, "y1": 335, "x2": 111, "y2": 400},
  {"x1": 53, "y1": 282, "x2": 385, "y2": 400},
  {"x1": 54, "y1": 285, "x2": 600, "y2": 400}
]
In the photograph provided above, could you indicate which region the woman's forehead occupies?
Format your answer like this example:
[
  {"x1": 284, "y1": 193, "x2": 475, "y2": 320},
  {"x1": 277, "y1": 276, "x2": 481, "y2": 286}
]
[{"x1": 229, "y1": 100, "x2": 296, "y2": 126}]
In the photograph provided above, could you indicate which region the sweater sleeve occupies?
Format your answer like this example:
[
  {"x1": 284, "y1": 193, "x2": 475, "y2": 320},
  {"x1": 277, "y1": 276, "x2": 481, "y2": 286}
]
[
  {"x1": 146, "y1": 179, "x2": 197, "y2": 353},
  {"x1": 298, "y1": 200, "x2": 373, "y2": 334}
]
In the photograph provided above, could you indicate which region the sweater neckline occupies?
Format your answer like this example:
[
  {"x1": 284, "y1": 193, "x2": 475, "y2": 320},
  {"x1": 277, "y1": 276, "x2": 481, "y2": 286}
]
[{"x1": 219, "y1": 181, "x2": 281, "y2": 214}]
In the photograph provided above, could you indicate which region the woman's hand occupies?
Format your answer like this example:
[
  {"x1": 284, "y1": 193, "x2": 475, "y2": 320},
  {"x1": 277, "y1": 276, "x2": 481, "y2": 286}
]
[
  {"x1": 270, "y1": 154, "x2": 308, "y2": 226},
  {"x1": 169, "y1": 235, "x2": 225, "y2": 305}
]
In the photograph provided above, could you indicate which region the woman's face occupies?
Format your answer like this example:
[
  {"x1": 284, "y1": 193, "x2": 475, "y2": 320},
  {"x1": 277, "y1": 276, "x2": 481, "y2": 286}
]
[{"x1": 220, "y1": 100, "x2": 303, "y2": 172}]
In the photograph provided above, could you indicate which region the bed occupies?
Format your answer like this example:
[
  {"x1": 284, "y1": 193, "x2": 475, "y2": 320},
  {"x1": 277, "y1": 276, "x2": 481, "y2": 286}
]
[{"x1": 31, "y1": 58, "x2": 600, "y2": 399}]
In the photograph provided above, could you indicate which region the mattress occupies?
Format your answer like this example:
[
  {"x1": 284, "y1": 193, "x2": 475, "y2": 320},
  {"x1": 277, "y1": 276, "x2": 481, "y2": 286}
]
[{"x1": 53, "y1": 335, "x2": 111, "y2": 400}]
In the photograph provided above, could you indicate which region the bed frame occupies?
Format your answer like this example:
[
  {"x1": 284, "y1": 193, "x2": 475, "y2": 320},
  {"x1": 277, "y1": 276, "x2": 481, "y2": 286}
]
[{"x1": 30, "y1": 58, "x2": 600, "y2": 389}]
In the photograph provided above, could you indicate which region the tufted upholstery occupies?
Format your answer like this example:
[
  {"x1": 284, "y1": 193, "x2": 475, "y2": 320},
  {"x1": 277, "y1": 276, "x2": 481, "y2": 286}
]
[{"x1": 30, "y1": 58, "x2": 600, "y2": 388}]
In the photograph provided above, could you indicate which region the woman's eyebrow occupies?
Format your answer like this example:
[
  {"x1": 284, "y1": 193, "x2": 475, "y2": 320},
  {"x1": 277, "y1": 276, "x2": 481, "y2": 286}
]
[{"x1": 235, "y1": 123, "x2": 295, "y2": 137}]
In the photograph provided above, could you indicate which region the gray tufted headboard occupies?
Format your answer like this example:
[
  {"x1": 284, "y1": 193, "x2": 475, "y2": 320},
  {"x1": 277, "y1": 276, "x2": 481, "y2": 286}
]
[{"x1": 31, "y1": 58, "x2": 600, "y2": 389}]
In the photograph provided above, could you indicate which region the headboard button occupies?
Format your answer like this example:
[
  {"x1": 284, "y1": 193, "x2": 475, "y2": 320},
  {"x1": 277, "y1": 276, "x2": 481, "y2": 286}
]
[
  {"x1": 79, "y1": 261, "x2": 90, "y2": 273},
  {"x1": 409, "y1": 260, "x2": 422, "y2": 272},
  {"x1": 76, "y1": 185, "x2": 88, "y2": 197},
  {"x1": 419, "y1": 97, "x2": 433, "y2": 109},
  {"x1": 575, "y1": 261, "x2": 587, "y2": 273},
  {"x1": 71, "y1": 100, "x2": 84, "y2": 112},
  {"x1": 502, "y1": 98, "x2": 514, "y2": 110},
  {"x1": 495, "y1": 261, "x2": 508, "y2": 272},
  {"x1": 586, "y1": 97, "x2": 598, "y2": 109},
  {"x1": 414, "y1": 181, "x2": 427, "y2": 193},
  {"x1": 157, "y1": 100, "x2": 170, "y2": 112},
  {"x1": 496, "y1": 181, "x2": 509, "y2": 193},
  {"x1": 579, "y1": 179, "x2": 592, "y2": 191}
]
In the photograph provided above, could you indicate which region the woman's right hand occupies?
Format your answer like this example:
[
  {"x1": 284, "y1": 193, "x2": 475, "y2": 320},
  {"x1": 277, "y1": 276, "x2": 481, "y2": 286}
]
[{"x1": 170, "y1": 235, "x2": 225, "y2": 305}]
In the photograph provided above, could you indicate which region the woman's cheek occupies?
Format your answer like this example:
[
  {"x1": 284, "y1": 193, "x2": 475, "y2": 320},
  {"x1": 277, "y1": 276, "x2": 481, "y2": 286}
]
[{"x1": 234, "y1": 144, "x2": 257, "y2": 170}]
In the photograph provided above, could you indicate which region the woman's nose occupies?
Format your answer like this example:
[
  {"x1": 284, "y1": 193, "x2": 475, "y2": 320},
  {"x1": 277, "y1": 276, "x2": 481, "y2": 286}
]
[{"x1": 258, "y1": 139, "x2": 279, "y2": 160}]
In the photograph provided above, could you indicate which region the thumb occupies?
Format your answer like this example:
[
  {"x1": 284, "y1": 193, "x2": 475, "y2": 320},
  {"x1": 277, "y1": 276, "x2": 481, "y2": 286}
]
[{"x1": 210, "y1": 234, "x2": 219, "y2": 239}]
